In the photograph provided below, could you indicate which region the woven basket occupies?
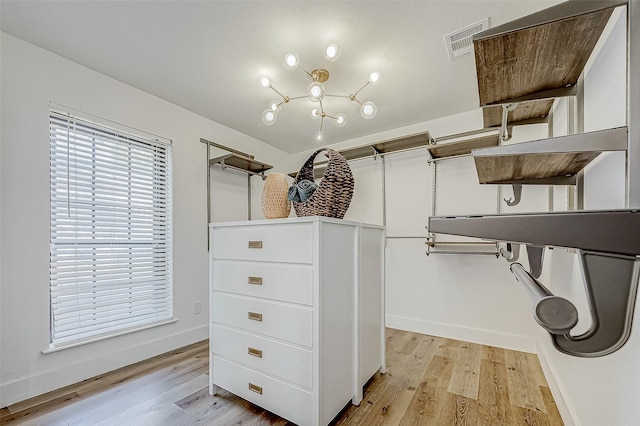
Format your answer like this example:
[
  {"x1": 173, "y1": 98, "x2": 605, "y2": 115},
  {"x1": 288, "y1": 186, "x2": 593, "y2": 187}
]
[
  {"x1": 261, "y1": 173, "x2": 291, "y2": 219},
  {"x1": 292, "y1": 148, "x2": 354, "y2": 219}
]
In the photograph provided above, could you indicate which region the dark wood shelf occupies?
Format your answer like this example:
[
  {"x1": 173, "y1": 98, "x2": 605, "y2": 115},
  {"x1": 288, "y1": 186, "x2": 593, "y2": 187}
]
[
  {"x1": 471, "y1": 126, "x2": 627, "y2": 184},
  {"x1": 341, "y1": 132, "x2": 432, "y2": 160},
  {"x1": 473, "y1": 0, "x2": 621, "y2": 126},
  {"x1": 288, "y1": 132, "x2": 432, "y2": 178},
  {"x1": 209, "y1": 153, "x2": 273, "y2": 175}
]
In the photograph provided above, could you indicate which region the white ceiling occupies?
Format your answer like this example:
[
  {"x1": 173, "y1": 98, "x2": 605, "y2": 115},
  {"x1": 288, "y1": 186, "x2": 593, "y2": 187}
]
[{"x1": 0, "y1": 0, "x2": 560, "y2": 153}]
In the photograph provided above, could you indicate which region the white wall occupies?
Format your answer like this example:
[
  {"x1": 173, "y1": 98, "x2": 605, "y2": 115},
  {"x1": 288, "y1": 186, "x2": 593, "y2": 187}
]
[
  {"x1": 290, "y1": 109, "x2": 548, "y2": 353},
  {"x1": 537, "y1": 10, "x2": 640, "y2": 426},
  {"x1": 0, "y1": 32, "x2": 293, "y2": 406}
]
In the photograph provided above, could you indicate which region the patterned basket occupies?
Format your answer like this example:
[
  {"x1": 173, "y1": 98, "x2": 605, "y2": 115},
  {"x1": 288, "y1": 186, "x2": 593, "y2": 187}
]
[{"x1": 292, "y1": 148, "x2": 354, "y2": 219}]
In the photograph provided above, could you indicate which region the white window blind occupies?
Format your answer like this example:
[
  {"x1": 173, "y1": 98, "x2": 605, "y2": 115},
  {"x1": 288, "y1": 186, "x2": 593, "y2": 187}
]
[{"x1": 49, "y1": 111, "x2": 173, "y2": 348}]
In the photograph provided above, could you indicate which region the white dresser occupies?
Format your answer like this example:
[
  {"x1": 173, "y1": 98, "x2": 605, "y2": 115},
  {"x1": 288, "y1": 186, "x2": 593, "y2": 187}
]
[{"x1": 209, "y1": 216, "x2": 384, "y2": 426}]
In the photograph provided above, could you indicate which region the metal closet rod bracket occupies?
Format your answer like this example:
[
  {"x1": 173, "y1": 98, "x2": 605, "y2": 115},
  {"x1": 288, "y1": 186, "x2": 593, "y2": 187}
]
[
  {"x1": 428, "y1": 210, "x2": 640, "y2": 357},
  {"x1": 509, "y1": 244, "x2": 640, "y2": 357}
]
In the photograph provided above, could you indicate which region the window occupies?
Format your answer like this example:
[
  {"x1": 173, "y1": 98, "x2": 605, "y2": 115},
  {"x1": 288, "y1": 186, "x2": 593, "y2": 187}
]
[{"x1": 49, "y1": 111, "x2": 173, "y2": 348}]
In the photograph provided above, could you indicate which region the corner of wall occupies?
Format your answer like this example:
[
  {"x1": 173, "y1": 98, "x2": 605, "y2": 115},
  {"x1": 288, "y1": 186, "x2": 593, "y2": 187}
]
[
  {"x1": 386, "y1": 314, "x2": 536, "y2": 353},
  {"x1": 535, "y1": 339, "x2": 577, "y2": 426}
]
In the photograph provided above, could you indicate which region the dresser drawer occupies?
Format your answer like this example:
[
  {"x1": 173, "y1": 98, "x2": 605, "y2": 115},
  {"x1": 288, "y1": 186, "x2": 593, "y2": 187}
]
[
  {"x1": 211, "y1": 324, "x2": 312, "y2": 389},
  {"x1": 212, "y1": 260, "x2": 313, "y2": 305},
  {"x1": 211, "y1": 223, "x2": 313, "y2": 263},
  {"x1": 212, "y1": 293, "x2": 312, "y2": 347},
  {"x1": 213, "y1": 356, "x2": 312, "y2": 426}
]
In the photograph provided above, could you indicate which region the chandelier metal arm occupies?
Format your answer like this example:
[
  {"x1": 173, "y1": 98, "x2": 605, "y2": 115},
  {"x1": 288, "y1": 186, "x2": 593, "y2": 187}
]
[
  {"x1": 318, "y1": 58, "x2": 328, "y2": 73},
  {"x1": 269, "y1": 85, "x2": 288, "y2": 99},
  {"x1": 297, "y1": 66, "x2": 315, "y2": 79},
  {"x1": 352, "y1": 81, "x2": 371, "y2": 97}
]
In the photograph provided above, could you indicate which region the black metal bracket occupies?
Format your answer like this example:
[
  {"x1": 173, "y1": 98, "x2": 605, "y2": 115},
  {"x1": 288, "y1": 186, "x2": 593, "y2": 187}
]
[
  {"x1": 551, "y1": 251, "x2": 640, "y2": 357},
  {"x1": 428, "y1": 210, "x2": 640, "y2": 357}
]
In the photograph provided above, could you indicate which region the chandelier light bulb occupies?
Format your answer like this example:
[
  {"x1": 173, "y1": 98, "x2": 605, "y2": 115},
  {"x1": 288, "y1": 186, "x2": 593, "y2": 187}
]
[
  {"x1": 324, "y1": 43, "x2": 341, "y2": 62},
  {"x1": 257, "y1": 42, "x2": 380, "y2": 136},
  {"x1": 307, "y1": 82, "x2": 325, "y2": 102},
  {"x1": 360, "y1": 101, "x2": 378, "y2": 119},
  {"x1": 368, "y1": 70, "x2": 382, "y2": 85},
  {"x1": 262, "y1": 109, "x2": 277, "y2": 125},
  {"x1": 257, "y1": 72, "x2": 272, "y2": 89},
  {"x1": 283, "y1": 51, "x2": 299, "y2": 70}
]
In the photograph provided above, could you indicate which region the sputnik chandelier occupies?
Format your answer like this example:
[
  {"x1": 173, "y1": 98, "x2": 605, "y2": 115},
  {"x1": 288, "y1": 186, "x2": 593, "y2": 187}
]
[{"x1": 257, "y1": 43, "x2": 381, "y2": 141}]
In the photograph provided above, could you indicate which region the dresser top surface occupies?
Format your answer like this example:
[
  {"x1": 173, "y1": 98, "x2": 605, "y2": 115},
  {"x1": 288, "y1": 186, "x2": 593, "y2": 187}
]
[{"x1": 209, "y1": 216, "x2": 384, "y2": 230}]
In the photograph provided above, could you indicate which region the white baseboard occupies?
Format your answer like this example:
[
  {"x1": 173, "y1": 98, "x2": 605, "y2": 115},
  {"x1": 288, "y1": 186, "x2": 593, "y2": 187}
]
[
  {"x1": 385, "y1": 314, "x2": 536, "y2": 353},
  {"x1": 1, "y1": 324, "x2": 208, "y2": 407},
  {"x1": 535, "y1": 340, "x2": 577, "y2": 426}
]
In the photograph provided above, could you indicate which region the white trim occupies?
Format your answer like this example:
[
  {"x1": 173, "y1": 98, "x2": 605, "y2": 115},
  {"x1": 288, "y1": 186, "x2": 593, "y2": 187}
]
[
  {"x1": 385, "y1": 314, "x2": 536, "y2": 353},
  {"x1": 535, "y1": 339, "x2": 577, "y2": 426},
  {"x1": 1, "y1": 325, "x2": 207, "y2": 407},
  {"x1": 43, "y1": 318, "x2": 178, "y2": 354}
]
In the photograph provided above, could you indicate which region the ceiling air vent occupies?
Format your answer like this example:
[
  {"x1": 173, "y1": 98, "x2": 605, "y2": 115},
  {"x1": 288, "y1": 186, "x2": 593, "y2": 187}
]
[{"x1": 443, "y1": 18, "x2": 489, "y2": 60}]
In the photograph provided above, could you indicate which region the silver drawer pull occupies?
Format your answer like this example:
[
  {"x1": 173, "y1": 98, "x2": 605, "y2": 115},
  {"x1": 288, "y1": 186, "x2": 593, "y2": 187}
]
[
  {"x1": 249, "y1": 382, "x2": 263, "y2": 395},
  {"x1": 248, "y1": 347, "x2": 263, "y2": 358},
  {"x1": 248, "y1": 240, "x2": 263, "y2": 249},
  {"x1": 248, "y1": 276, "x2": 263, "y2": 285},
  {"x1": 248, "y1": 312, "x2": 263, "y2": 322}
]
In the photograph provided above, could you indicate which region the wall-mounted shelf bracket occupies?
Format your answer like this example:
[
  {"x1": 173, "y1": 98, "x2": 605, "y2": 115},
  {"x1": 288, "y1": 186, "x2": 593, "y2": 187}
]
[
  {"x1": 500, "y1": 103, "x2": 518, "y2": 142},
  {"x1": 504, "y1": 184, "x2": 523, "y2": 206},
  {"x1": 429, "y1": 210, "x2": 640, "y2": 357}
]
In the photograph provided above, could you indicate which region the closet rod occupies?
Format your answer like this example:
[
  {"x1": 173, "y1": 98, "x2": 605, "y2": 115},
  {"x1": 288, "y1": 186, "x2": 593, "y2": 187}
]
[
  {"x1": 426, "y1": 241, "x2": 497, "y2": 247},
  {"x1": 510, "y1": 263, "x2": 578, "y2": 335},
  {"x1": 425, "y1": 250, "x2": 499, "y2": 256}
]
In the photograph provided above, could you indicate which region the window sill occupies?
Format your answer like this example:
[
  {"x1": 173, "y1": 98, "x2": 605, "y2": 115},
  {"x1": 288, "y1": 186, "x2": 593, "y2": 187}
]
[{"x1": 42, "y1": 318, "x2": 178, "y2": 354}]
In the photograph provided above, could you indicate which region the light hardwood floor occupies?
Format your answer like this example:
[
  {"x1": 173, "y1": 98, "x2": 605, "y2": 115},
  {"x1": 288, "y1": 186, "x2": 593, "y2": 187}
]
[{"x1": 0, "y1": 329, "x2": 564, "y2": 425}]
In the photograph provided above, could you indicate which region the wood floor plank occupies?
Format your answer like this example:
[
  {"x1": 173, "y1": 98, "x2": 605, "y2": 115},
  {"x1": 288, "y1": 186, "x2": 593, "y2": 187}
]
[
  {"x1": 481, "y1": 345, "x2": 506, "y2": 364},
  {"x1": 2, "y1": 330, "x2": 563, "y2": 426},
  {"x1": 396, "y1": 335, "x2": 440, "y2": 391},
  {"x1": 356, "y1": 385, "x2": 415, "y2": 426},
  {"x1": 508, "y1": 405, "x2": 552, "y2": 426},
  {"x1": 477, "y1": 359, "x2": 510, "y2": 426},
  {"x1": 397, "y1": 331, "x2": 422, "y2": 355},
  {"x1": 504, "y1": 349, "x2": 546, "y2": 413},
  {"x1": 525, "y1": 352, "x2": 550, "y2": 387},
  {"x1": 447, "y1": 342, "x2": 482, "y2": 399},
  {"x1": 435, "y1": 392, "x2": 479, "y2": 426},
  {"x1": 434, "y1": 338, "x2": 460, "y2": 359},
  {"x1": 397, "y1": 354, "x2": 456, "y2": 425},
  {"x1": 539, "y1": 386, "x2": 564, "y2": 425},
  {"x1": 93, "y1": 374, "x2": 209, "y2": 425}
]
